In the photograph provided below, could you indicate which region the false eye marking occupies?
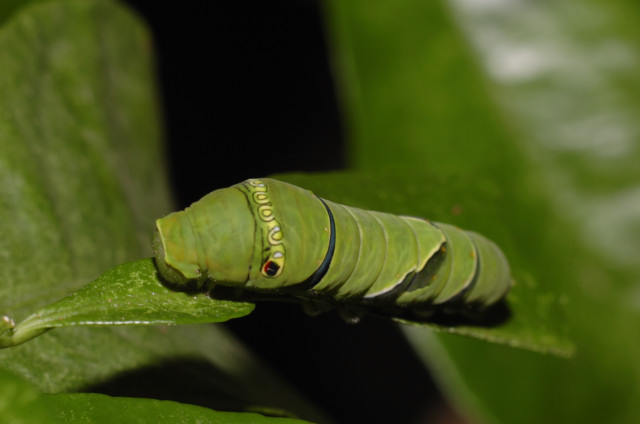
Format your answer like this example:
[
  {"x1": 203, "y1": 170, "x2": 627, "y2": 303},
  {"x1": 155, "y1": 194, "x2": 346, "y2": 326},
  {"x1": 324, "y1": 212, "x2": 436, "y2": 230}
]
[
  {"x1": 263, "y1": 260, "x2": 280, "y2": 276},
  {"x1": 244, "y1": 179, "x2": 285, "y2": 278}
]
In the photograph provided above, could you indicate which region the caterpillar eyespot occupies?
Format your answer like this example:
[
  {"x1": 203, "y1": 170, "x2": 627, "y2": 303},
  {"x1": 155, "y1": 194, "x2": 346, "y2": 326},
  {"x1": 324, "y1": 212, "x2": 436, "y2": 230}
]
[
  {"x1": 263, "y1": 260, "x2": 280, "y2": 276},
  {"x1": 153, "y1": 178, "x2": 513, "y2": 320}
]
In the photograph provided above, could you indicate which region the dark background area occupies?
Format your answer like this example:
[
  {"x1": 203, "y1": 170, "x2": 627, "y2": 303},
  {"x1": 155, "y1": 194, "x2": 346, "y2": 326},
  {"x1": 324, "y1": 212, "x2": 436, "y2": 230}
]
[
  {"x1": 122, "y1": 1, "x2": 445, "y2": 423},
  {"x1": 129, "y1": 0, "x2": 346, "y2": 203}
]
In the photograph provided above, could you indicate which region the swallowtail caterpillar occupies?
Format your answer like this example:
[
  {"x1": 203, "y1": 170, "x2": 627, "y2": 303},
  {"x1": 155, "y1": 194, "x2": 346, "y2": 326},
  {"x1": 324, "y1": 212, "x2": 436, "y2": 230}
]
[{"x1": 153, "y1": 178, "x2": 512, "y2": 321}]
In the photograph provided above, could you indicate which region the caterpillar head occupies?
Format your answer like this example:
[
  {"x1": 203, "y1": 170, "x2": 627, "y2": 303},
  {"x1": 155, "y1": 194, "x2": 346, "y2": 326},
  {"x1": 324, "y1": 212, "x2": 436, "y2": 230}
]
[
  {"x1": 153, "y1": 187, "x2": 254, "y2": 289},
  {"x1": 153, "y1": 216, "x2": 202, "y2": 286}
]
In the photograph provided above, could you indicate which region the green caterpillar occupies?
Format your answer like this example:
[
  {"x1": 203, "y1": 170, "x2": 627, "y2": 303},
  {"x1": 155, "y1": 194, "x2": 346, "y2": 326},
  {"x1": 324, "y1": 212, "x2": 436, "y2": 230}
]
[{"x1": 153, "y1": 178, "x2": 512, "y2": 319}]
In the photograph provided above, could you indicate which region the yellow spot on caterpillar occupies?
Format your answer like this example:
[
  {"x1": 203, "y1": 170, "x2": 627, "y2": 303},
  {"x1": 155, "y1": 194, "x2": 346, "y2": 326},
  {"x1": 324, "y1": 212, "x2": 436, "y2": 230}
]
[{"x1": 245, "y1": 179, "x2": 286, "y2": 277}]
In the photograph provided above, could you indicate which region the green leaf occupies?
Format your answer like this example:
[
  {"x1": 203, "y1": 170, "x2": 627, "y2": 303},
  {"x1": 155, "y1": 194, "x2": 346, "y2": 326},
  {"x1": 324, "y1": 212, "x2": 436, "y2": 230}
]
[
  {"x1": 0, "y1": 1, "x2": 328, "y2": 421},
  {"x1": 0, "y1": 0, "x2": 48, "y2": 25},
  {"x1": 0, "y1": 259, "x2": 254, "y2": 347},
  {"x1": 323, "y1": 0, "x2": 640, "y2": 422},
  {"x1": 323, "y1": 0, "x2": 518, "y2": 179},
  {"x1": 0, "y1": 368, "x2": 62, "y2": 424},
  {"x1": 43, "y1": 393, "x2": 312, "y2": 424}
]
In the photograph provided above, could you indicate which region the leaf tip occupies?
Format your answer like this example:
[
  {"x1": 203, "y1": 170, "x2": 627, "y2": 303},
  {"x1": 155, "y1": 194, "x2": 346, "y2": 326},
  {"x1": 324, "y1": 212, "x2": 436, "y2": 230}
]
[
  {"x1": 1, "y1": 314, "x2": 15, "y2": 330},
  {"x1": 0, "y1": 314, "x2": 16, "y2": 348}
]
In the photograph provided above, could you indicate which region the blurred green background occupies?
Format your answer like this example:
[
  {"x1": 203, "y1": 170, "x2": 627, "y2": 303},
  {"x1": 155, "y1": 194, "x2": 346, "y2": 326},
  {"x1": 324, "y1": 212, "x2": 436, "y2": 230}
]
[{"x1": 1, "y1": 0, "x2": 639, "y2": 423}]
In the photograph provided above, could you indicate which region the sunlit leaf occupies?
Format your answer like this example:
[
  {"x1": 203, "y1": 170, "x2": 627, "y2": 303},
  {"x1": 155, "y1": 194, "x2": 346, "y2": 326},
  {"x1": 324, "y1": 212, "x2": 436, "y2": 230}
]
[{"x1": 0, "y1": 259, "x2": 254, "y2": 347}]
